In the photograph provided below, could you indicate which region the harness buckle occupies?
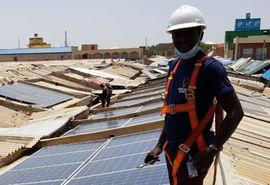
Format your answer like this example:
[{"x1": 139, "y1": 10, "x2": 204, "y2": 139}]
[
  {"x1": 179, "y1": 144, "x2": 190, "y2": 153},
  {"x1": 185, "y1": 89, "x2": 195, "y2": 100},
  {"x1": 169, "y1": 104, "x2": 176, "y2": 114},
  {"x1": 161, "y1": 93, "x2": 165, "y2": 101}
]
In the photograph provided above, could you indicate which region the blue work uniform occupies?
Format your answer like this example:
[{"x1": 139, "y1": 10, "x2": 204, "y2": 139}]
[{"x1": 164, "y1": 50, "x2": 234, "y2": 153}]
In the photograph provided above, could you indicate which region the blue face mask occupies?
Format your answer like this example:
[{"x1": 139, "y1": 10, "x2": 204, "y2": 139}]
[{"x1": 174, "y1": 44, "x2": 200, "y2": 59}]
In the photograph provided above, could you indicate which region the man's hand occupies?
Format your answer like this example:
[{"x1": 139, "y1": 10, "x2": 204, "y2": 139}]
[
  {"x1": 144, "y1": 146, "x2": 163, "y2": 163},
  {"x1": 193, "y1": 147, "x2": 217, "y2": 171}
]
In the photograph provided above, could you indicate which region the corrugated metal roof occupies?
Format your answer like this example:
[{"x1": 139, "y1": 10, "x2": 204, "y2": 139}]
[
  {"x1": 0, "y1": 82, "x2": 73, "y2": 108},
  {"x1": 71, "y1": 67, "x2": 124, "y2": 79},
  {"x1": 0, "y1": 47, "x2": 72, "y2": 55},
  {"x1": 0, "y1": 117, "x2": 70, "y2": 138},
  {"x1": 238, "y1": 60, "x2": 270, "y2": 75}
]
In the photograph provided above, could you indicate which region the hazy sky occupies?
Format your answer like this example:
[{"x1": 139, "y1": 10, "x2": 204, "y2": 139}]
[{"x1": 1, "y1": 0, "x2": 269, "y2": 49}]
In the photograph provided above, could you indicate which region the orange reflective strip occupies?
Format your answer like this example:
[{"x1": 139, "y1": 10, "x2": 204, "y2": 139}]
[
  {"x1": 164, "y1": 59, "x2": 181, "y2": 100},
  {"x1": 188, "y1": 110, "x2": 207, "y2": 152},
  {"x1": 188, "y1": 85, "x2": 196, "y2": 90},
  {"x1": 172, "y1": 151, "x2": 185, "y2": 176},
  {"x1": 184, "y1": 104, "x2": 216, "y2": 148},
  {"x1": 189, "y1": 66, "x2": 201, "y2": 86}
]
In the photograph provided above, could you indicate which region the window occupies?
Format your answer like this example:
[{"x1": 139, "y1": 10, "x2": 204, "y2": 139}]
[
  {"x1": 243, "y1": 48, "x2": 253, "y2": 58},
  {"x1": 256, "y1": 48, "x2": 267, "y2": 60},
  {"x1": 30, "y1": 56, "x2": 34, "y2": 61},
  {"x1": 14, "y1": 57, "x2": 17, "y2": 61}
]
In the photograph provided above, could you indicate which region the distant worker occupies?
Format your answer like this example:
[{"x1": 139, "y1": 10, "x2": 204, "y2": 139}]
[
  {"x1": 144, "y1": 5, "x2": 243, "y2": 185},
  {"x1": 100, "y1": 82, "x2": 113, "y2": 108}
]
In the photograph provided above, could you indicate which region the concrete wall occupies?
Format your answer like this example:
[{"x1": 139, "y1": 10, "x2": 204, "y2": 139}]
[{"x1": 78, "y1": 47, "x2": 144, "y2": 60}]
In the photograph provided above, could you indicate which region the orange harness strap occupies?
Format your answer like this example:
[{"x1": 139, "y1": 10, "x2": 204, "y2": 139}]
[{"x1": 161, "y1": 55, "x2": 216, "y2": 185}]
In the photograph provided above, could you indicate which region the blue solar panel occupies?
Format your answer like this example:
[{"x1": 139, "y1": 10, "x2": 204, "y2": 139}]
[
  {"x1": 111, "y1": 95, "x2": 160, "y2": 107},
  {"x1": 32, "y1": 140, "x2": 105, "y2": 157},
  {"x1": 0, "y1": 140, "x2": 106, "y2": 184},
  {"x1": 64, "y1": 119, "x2": 129, "y2": 136},
  {"x1": 0, "y1": 83, "x2": 72, "y2": 108},
  {"x1": 67, "y1": 164, "x2": 169, "y2": 185},
  {"x1": 91, "y1": 106, "x2": 140, "y2": 119},
  {"x1": 71, "y1": 129, "x2": 168, "y2": 185},
  {"x1": 0, "y1": 163, "x2": 80, "y2": 185},
  {"x1": 0, "y1": 130, "x2": 166, "y2": 185},
  {"x1": 94, "y1": 139, "x2": 158, "y2": 160},
  {"x1": 126, "y1": 112, "x2": 164, "y2": 126},
  {"x1": 75, "y1": 153, "x2": 166, "y2": 178},
  {"x1": 121, "y1": 88, "x2": 164, "y2": 100},
  {"x1": 140, "y1": 101, "x2": 163, "y2": 111},
  {"x1": 107, "y1": 130, "x2": 161, "y2": 147},
  {"x1": 12, "y1": 150, "x2": 94, "y2": 170}
]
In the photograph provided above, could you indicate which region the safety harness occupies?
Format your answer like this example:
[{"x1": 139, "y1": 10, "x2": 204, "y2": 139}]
[{"x1": 160, "y1": 55, "x2": 216, "y2": 185}]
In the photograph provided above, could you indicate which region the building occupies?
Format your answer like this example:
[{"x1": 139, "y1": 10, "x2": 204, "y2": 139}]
[
  {"x1": 28, "y1": 33, "x2": 51, "y2": 48},
  {"x1": 78, "y1": 44, "x2": 145, "y2": 60},
  {"x1": 156, "y1": 43, "x2": 174, "y2": 57},
  {"x1": 225, "y1": 13, "x2": 270, "y2": 60},
  {"x1": 0, "y1": 47, "x2": 79, "y2": 62}
]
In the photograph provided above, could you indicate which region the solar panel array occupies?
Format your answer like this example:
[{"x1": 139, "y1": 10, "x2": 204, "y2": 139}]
[
  {"x1": 0, "y1": 130, "x2": 169, "y2": 185},
  {"x1": 0, "y1": 83, "x2": 73, "y2": 108},
  {"x1": 65, "y1": 112, "x2": 164, "y2": 136}
]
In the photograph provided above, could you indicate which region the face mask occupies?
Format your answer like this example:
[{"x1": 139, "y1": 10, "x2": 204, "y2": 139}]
[{"x1": 174, "y1": 44, "x2": 200, "y2": 59}]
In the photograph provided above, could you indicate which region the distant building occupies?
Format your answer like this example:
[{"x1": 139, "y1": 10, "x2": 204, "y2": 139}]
[
  {"x1": 225, "y1": 13, "x2": 270, "y2": 60},
  {"x1": 156, "y1": 43, "x2": 174, "y2": 57},
  {"x1": 0, "y1": 47, "x2": 79, "y2": 62},
  {"x1": 28, "y1": 33, "x2": 51, "y2": 48},
  {"x1": 214, "y1": 43, "x2": 225, "y2": 57},
  {"x1": 78, "y1": 44, "x2": 145, "y2": 60}
]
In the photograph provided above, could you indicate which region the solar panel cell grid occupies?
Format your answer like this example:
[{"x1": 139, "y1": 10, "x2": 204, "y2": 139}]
[
  {"x1": 12, "y1": 150, "x2": 94, "y2": 170},
  {"x1": 32, "y1": 141, "x2": 105, "y2": 157},
  {"x1": 67, "y1": 165, "x2": 169, "y2": 185},
  {"x1": 0, "y1": 163, "x2": 80, "y2": 185}
]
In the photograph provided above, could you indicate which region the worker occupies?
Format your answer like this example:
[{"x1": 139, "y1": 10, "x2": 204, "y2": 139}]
[
  {"x1": 144, "y1": 5, "x2": 243, "y2": 185},
  {"x1": 100, "y1": 82, "x2": 113, "y2": 108}
]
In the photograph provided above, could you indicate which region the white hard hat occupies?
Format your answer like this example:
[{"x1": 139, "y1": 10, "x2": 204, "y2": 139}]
[{"x1": 166, "y1": 5, "x2": 207, "y2": 33}]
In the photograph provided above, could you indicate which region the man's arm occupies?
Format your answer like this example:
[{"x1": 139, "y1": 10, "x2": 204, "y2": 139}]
[
  {"x1": 194, "y1": 91, "x2": 244, "y2": 170},
  {"x1": 144, "y1": 126, "x2": 167, "y2": 163}
]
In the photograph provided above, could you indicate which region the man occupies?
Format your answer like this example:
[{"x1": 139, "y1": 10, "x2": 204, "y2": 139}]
[
  {"x1": 100, "y1": 82, "x2": 113, "y2": 108},
  {"x1": 144, "y1": 5, "x2": 243, "y2": 185}
]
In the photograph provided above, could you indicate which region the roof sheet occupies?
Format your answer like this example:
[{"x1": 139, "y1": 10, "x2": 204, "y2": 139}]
[
  {"x1": 0, "y1": 117, "x2": 70, "y2": 138},
  {"x1": 71, "y1": 67, "x2": 124, "y2": 79},
  {"x1": 0, "y1": 47, "x2": 72, "y2": 55},
  {"x1": 0, "y1": 82, "x2": 73, "y2": 108}
]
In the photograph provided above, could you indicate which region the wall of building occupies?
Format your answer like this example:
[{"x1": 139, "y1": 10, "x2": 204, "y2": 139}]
[
  {"x1": 237, "y1": 43, "x2": 270, "y2": 60},
  {"x1": 0, "y1": 53, "x2": 72, "y2": 62},
  {"x1": 78, "y1": 47, "x2": 144, "y2": 60}
]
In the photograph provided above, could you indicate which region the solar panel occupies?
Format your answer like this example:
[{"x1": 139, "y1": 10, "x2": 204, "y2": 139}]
[
  {"x1": 68, "y1": 129, "x2": 169, "y2": 185},
  {"x1": 63, "y1": 118, "x2": 129, "y2": 136},
  {"x1": 91, "y1": 106, "x2": 140, "y2": 119},
  {"x1": 140, "y1": 101, "x2": 163, "y2": 111},
  {"x1": 126, "y1": 112, "x2": 164, "y2": 126},
  {"x1": 0, "y1": 140, "x2": 106, "y2": 185},
  {"x1": 64, "y1": 112, "x2": 163, "y2": 136},
  {"x1": 67, "y1": 164, "x2": 168, "y2": 185},
  {"x1": 111, "y1": 95, "x2": 160, "y2": 107},
  {"x1": 0, "y1": 83, "x2": 72, "y2": 108},
  {"x1": 121, "y1": 89, "x2": 164, "y2": 100},
  {"x1": 0, "y1": 163, "x2": 80, "y2": 185},
  {"x1": 0, "y1": 130, "x2": 168, "y2": 185}
]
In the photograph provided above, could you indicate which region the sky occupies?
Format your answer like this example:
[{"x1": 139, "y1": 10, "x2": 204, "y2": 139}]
[{"x1": 1, "y1": 0, "x2": 270, "y2": 50}]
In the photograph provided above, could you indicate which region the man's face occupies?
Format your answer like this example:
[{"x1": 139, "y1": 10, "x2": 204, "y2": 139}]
[{"x1": 172, "y1": 27, "x2": 202, "y2": 53}]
